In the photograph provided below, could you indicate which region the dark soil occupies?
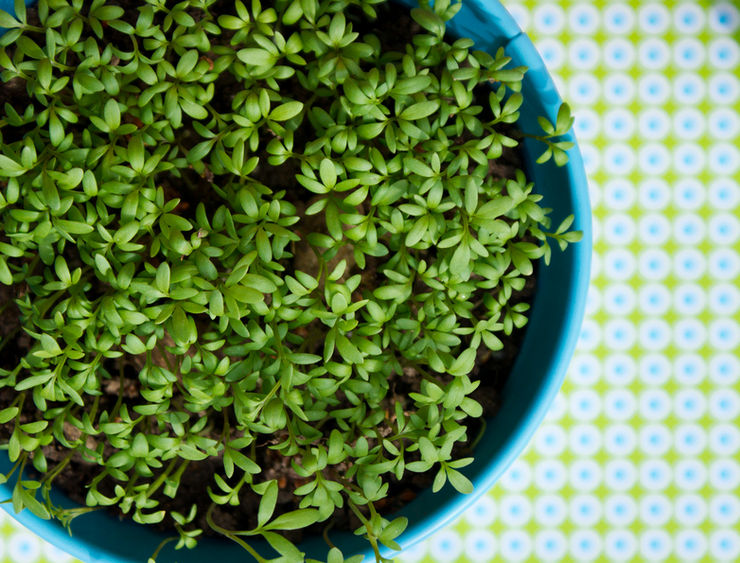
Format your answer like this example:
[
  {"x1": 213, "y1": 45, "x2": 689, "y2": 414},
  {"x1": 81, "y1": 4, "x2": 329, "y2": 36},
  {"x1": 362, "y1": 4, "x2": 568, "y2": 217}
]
[{"x1": 0, "y1": 0, "x2": 534, "y2": 548}]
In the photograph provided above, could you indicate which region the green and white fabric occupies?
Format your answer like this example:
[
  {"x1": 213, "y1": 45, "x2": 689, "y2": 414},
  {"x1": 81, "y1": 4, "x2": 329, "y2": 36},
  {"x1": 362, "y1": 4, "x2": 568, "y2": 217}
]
[{"x1": 1, "y1": 1, "x2": 739, "y2": 561}]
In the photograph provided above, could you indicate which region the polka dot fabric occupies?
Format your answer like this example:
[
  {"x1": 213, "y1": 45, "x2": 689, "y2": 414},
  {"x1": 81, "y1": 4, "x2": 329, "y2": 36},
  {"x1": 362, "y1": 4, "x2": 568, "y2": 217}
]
[{"x1": 2, "y1": 2, "x2": 739, "y2": 562}]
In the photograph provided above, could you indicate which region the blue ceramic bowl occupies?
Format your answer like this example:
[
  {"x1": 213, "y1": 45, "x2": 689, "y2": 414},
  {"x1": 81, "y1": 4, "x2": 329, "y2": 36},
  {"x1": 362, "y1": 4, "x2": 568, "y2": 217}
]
[{"x1": 0, "y1": 0, "x2": 591, "y2": 561}]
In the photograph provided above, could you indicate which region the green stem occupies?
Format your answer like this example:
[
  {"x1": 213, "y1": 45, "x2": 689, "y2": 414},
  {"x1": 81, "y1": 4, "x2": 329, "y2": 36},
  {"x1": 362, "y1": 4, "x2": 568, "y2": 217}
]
[{"x1": 205, "y1": 504, "x2": 267, "y2": 563}]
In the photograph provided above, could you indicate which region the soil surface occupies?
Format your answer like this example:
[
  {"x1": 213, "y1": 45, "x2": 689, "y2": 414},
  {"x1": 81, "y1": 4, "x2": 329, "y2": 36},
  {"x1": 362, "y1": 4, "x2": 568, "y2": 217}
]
[{"x1": 0, "y1": 0, "x2": 535, "y2": 546}]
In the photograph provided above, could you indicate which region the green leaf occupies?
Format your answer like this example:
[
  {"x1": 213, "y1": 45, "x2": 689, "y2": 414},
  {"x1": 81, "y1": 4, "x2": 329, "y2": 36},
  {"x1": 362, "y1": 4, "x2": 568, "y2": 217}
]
[
  {"x1": 449, "y1": 347, "x2": 475, "y2": 376},
  {"x1": 257, "y1": 480, "x2": 278, "y2": 528},
  {"x1": 446, "y1": 467, "x2": 474, "y2": 494},
  {"x1": 0, "y1": 154, "x2": 25, "y2": 177},
  {"x1": 263, "y1": 509, "x2": 320, "y2": 531},
  {"x1": 269, "y1": 101, "x2": 303, "y2": 121},
  {"x1": 400, "y1": 100, "x2": 440, "y2": 121},
  {"x1": 237, "y1": 48, "x2": 277, "y2": 67}
]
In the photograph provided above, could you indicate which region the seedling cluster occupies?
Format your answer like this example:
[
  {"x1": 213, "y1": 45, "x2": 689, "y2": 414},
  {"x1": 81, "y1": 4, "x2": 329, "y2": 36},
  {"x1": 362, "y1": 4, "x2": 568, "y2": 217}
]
[{"x1": 0, "y1": 0, "x2": 577, "y2": 560}]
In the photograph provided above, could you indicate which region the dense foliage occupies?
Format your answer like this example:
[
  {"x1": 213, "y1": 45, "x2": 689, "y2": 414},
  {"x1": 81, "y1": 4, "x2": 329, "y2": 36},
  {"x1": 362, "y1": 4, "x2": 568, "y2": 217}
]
[{"x1": 0, "y1": 0, "x2": 577, "y2": 560}]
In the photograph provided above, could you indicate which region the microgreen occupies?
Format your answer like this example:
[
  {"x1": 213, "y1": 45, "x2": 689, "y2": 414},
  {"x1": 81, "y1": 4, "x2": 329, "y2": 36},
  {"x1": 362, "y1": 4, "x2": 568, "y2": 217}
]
[{"x1": 0, "y1": 0, "x2": 579, "y2": 561}]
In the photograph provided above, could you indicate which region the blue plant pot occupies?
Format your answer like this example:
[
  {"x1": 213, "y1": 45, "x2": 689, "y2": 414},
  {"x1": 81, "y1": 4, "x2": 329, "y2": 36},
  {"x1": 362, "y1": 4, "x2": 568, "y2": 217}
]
[{"x1": 0, "y1": 0, "x2": 591, "y2": 561}]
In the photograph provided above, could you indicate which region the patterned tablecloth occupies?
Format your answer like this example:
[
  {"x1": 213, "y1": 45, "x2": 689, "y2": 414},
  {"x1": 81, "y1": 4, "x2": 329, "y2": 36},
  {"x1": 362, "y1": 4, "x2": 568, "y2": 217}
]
[{"x1": 2, "y1": 1, "x2": 739, "y2": 562}]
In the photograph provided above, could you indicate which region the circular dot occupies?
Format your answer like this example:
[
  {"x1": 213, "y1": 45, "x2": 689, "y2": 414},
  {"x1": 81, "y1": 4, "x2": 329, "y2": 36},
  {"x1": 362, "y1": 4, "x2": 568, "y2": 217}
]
[
  {"x1": 710, "y1": 389, "x2": 740, "y2": 421},
  {"x1": 604, "y1": 318, "x2": 636, "y2": 351},
  {"x1": 569, "y1": 38, "x2": 600, "y2": 70},
  {"x1": 674, "y1": 318, "x2": 707, "y2": 351},
  {"x1": 674, "y1": 248, "x2": 707, "y2": 281},
  {"x1": 533, "y1": 4, "x2": 566, "y2": 34},
  {"x1": 710, "y1": 529, "x2": 740, "y2": 561},
  {"x1": 639, "y1": 318, "x2": 671, "y2": 351},
  {"x1": 709, "y1": 108, "x2": 740, "y2": 139},
  {"x1": 572, "y1": 108, "x2": 600, "y2": 141},
  {"x1": 709, "y1": 142, "x2": 740, "y2": 175},
  {"x1": 676, "y1": 529, "x2": 708, "y2": 560},
  {"x1": 709, "y1": 248, "x2": 740, "y2": 280},
  {"x1": 709, "y1": 72, "x2": 740, "y2": 104},
  {"x1": 640, "y1": 248, "x2": 671, "y2": 281},
  {"x1": 603, "y1": 283, "x2": 636, "y2": 316},
  {"x1": 535, "y1": 460, "x2": 568, "y2": 492},
  {"x1": 640, "y1": 354, "x2": 671, "y2": 386},
  {"x1": 710, "y1": 494, "x2": 740, "y2": 527},
  {"x1": 604, "y1": 38, "x2": 636, "y2": 69},
  {"x1": 674, "y1": 178, "x2": 706, "y2": 210},
  {"x1": 676, "y1": 494, "x2": 708, "y2": 526},
  {"x1": 604, "y1": 73, "x2": 636, "y2": 104},
  {"x1": 638, "y1": 284, "x2": 671, "y2": 316},
  {"x1": 709, "y1": 214, "x2": 740, "y2": 246},
  {"x1": 604, "y1": 214, "x2": 636, "y2": 245},
  {"x1": 604, "y1": 353, "x2": 637, "y2": 385},
  {"x1": 535, "y1": 424, "x2": 568, "y2": 457},
  {"x1": 639, "y1": 388, "x2": 671, "y2": 421},
  {"x1": 8, "y1": 533, "x2": 41, "y2": 563},
  {"x1": 709, "y1": 178, "x2": 739, "y2": 209},
  {"x1": 603, "y1": 179, "x2": 636, "y2": 211},
  {"x1": 674, "y1": 143, "x2": 706, "y2": 175},
  {"x1": 673, "y1": 107, "x2": 706, "y2": 140},
  {"x1": 605, "y1": 496, "x2": 638, "y2": 527},
  {"x1": 639, "y1": 37, "x2": 671, "y2": 69},
  {"x1": 673, "y1": 214, "x2": 706, "y2": 245},
  {"x1": 673, "y1": 284, "x2": 706, "y2": 316},
  {"x1": 604, "y1": 389, "x2": 637, "y2": 422},
  {"x1": 605, "y1": 530, "x2": 637, "y2": 560},
  {"x1": 605, "y1": 459, "x2": 638, "y2": 491},
  {"x1": 638, "y1": 178, "x2": 671, "y2": 210},
  {"x1": 569, "y1": 424, "x2": 602, "y2": 457},
  {"x1": 640, "y1": 494, "x2": 672, "y2": 527},
  {"x1": 569, "y1": 459, "x2": 601, "y2": 492},
  {"x1": 709, "y1": 37, "x2": 740, "y2": 69},
  {"x1": 464, "y1": 530, "x2": 497, "y2": 562},
  {"x1": 569, "y1": 3, "x2": 600, "y2": 35},
  {"x1": 638, "y1": 73, "x2": 670, "y2": 104},
  {"x1": 535, "y1": 494, "x2": 568, "y2": 527},
  {"x1": 674, "y1": 3, "x2": 705, "y2": 34},
  {"x1": 709, "y1": 2, "x2": 740, "y2": 33},
  {"x1": 710, "y1": 319, "x2": 740, "y2": 351},
  {"x1": 400, "y1": 540, "x2": 428, "y2": 563},
  {"x1": 605, "y1": 248, "x2": 637, "y2": 281},
  {"x1": 709, "y1": 424, "x2": 740, "y2": 457},
  {"x1": 500, "y1": 495, "x2": 532, "y2": 527},
  {"x1": 674, "y1": 390, "x2": 707, "y2": 422},
  {"x1": 638, "y1": 108, "x2": 670, "y2": 140},
  {"x1": 605, "y1": 424, "x2": 637, "y2": 456},
  {"x1": 640, "y1": 459, "x2": 672, "y2": 491},
  {"x1": 570, "y1": 529, "x2": 602, "y2": 561},
  {"x1": 639, "y1": 424, "x2": 672, "y2": 456},
  {"x1": 675, "y1": 73, "x2": 706, "y2": 104},
  {"x1": 605, "y1": 143, "x2": 636, "y2": 175},
  {"x1": 675, "y1": 459, "x2": 708, "y2": 491},
  {"x1": 430, "y1": 530, "x2": 463, "y2": 561},
  {"x1": 603, "y1": 108, "x2": 636, "y2": 141},
  {"x1": 465, "y1": 494, "x2": 497, "y2": 526},
  {"x1": 673, "y1": 37, "x2": 706, "y2": 70},
  {"x1": 604, "y1": 3, "x2": 634, "y2": 34},
  {"x1": 639, "y1": 143, "x2": 671, "y2": 175},
  {"x1": 709, "y1": 353, "x2": 739, "y2": 385},
  {"x1": 536, "y1": 37, "x2": 566, "y2": 70},
  {"x1": 638, "y1": 3, "x2": 670, "y2": 34},
  {"x1": 535, "y1": 530, "x2": 567, "y2": 561},
  {"x1": 500, "y1": 530, "x2": 532, "y2": 561},
  {"x1": 640, "y1": 529, "x2": 672, "y2": 560},
  {"x1": 674, "y1": 353, "x2": 706, "y2": 385}
]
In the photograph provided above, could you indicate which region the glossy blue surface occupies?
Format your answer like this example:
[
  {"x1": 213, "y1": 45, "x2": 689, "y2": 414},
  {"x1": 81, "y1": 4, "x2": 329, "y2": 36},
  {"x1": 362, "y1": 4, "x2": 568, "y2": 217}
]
[{"x1": 0, "y1": 1, "x2": 591, "y2": 561}]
